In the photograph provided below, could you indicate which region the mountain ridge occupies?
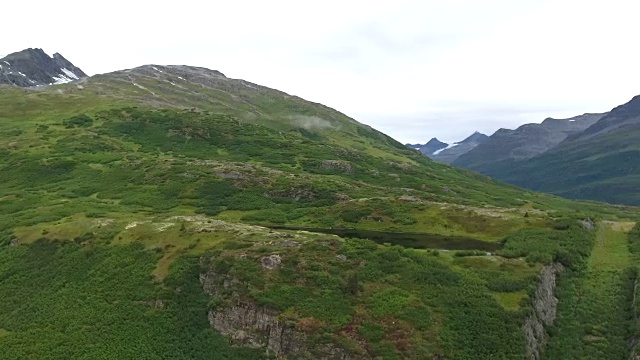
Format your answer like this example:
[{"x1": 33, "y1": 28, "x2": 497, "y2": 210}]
[
  {"x1": 428, "y1": 131, "x2": 488, "y2": 163},
  {"x1": 463, "y1": 95, "x2": 640, "y2": 205},
  {"x1": 0, "y1": 48, "x2": 87, "y2": 87},
  {"x1": 454, "y1": 113, "x2": 604, "y2": 170}
]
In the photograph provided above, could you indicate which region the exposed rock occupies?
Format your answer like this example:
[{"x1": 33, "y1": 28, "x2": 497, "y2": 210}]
[
  {"x1": 336, "y1": 254, "x2": 347, "y2": 261},
  {"x1": 200, "y1": 269, "x2": 351, "y2": 359},
  {"x1": 92, "y1": 218, "x2": 114, "y2": 227},
  {"x1": 260, "y1": 254, "x2": 282, "y2": 270},
  {"x1": 266, "y1": 232, "x2": 296, "y2": 239},
  {"x1": 524, "y1": 263, "x2": 564, "y2": 360},
  {"x1": 320, "y1": 160, "x2": 353, "y2": 173},
  {"x1": 279, "y1": 240, "x2": 300, "y2": 247},
  {"x1": 9, "y1": 238, "x2": 19, "y2": 247},
  {"x1": 579, "y1": 218, "x2": 596, "y2": 231},
  {"x1": 268, "y1": 187, "x2": 316, "y2": 201},
  {"x1": 335, "y1": 193, "x2": 352, "y2": 201},
  {"x1": 399, "y1": 195, "x2": 420, "y2": 202},
  {"x1": 145, "y1": 299, "x2": 166, "y2": 309},
  {"x1": 214, "y1": 170, "x2": 247, "y2": 179},
  {"x1": 199, "y1": 269, "x2": 240, "y2": 297},
  {"x1": 385, "y1": 161, "x2": 412, "y2": 170},
  {"x1": 210, "y1": 301, "x2": 307, "y2": 356}
]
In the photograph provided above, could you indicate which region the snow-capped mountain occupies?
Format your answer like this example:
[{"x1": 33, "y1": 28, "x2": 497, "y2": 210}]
[
  {"x1": 0, "y1": 48, "x2": 87, "y2": 87},
  {"x1": 406, "y1": 138, "x2": 448, "y2": 155}
]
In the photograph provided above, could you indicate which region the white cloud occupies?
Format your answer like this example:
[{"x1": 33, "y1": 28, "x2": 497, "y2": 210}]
[{"x1": 2, "y1": 0, "x2": 639, "y2": 143}]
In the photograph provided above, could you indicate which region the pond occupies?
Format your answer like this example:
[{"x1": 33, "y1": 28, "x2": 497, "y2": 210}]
[{"x1": 265, "y1": 225, "x2": 502, "y2": 252}]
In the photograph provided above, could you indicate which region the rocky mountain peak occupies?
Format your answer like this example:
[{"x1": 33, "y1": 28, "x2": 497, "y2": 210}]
[
  {"x1": 0, "y1": 48, "x2": 87, "y2": 87},
  {"x1": 406, "y1": 137, "x2": 448, "y2": 155},
  {"x1": 460, "y1": 131, "x2": 488, "y2": 144}
]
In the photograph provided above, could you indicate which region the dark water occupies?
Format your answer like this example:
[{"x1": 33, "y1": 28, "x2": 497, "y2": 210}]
[{"x1": 265, "y1": 225, "x2": 502, "y2": 251}]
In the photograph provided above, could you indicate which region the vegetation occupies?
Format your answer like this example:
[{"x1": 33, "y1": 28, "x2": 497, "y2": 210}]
[
  {"x1": 546, "y1": 222, "x2": 637, "y2": 359},
  {"x1": 0, "y1": 66, "x2": 638, "y2": 358}
]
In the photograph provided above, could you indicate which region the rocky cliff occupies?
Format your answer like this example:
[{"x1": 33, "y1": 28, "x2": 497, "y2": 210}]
[
  {"x1": 524, "y1": 263, "x2": 564, "y2": 360},
  {"x1": 199, "y1": 266, "x2": 350, "y2": 359}
]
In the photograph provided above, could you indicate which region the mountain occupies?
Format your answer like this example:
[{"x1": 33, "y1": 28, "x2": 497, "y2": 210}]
[
  {"x1": 454, "y1": 113, "x2": 605, "y2": 170},
  {"x1": 429, "y1": 131, "x2": 488, "y2": 163},
  {"x1": 0, "y1": 50, "x2": 638, "y2": 359},
  {"x1": 406, "y1": 137, "x2": 448, "y2": 155},
  {"x1": 0, "y1": 48, "x2": 86, "y2": 87},
  {"x1": 470, "y1": 95, "x2": 640, "y2": 205}
]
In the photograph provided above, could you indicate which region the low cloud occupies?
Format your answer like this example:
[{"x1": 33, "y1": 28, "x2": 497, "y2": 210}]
[{"x1": 288, "y1": 115, "x2": 334, "y2": 130}]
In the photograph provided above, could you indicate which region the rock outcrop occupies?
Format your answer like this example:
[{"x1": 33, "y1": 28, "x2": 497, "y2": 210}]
[
  {"x1": 524, "y1": 263, "x2": 564, "y2": 360},
  {"x1": 199, "y1": 264, "x2": 351, "y2": 359},
  {"x1": 209, "y1": 301, "x2": 307, "y2": 355}
]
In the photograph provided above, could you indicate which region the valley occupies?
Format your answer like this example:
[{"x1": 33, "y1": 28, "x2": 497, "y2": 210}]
[{"x1": 0, "y1": 49, "x2": 639, "y2": 359}]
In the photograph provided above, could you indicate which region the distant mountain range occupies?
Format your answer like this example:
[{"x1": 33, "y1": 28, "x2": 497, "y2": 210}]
[
  {"x1": 453, "y1": 113, "x2": 605, "y2": 169},
  {"x1": 406, "y1": 131, "x2": 488, "y2": 163},
  {"x1": 411, "y1": 96, "x2": 640, "y2": 205},
  {"x1": 0, "y1": 48, "x2": 86, "y2": 87}
]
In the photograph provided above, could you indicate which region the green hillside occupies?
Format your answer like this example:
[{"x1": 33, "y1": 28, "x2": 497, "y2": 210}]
[{"x1": 0, "y1": 65, "x2": 638, "y2": 359}]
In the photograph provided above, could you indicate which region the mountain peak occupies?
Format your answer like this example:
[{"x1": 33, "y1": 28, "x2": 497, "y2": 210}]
[
  {"x1": 425, "y1": 137, "x2": 446, "y2": 146},
  {"x1": 405, "y1": 137, "x2": 448, "y2": 155},
  {"x1": 0, "y1": 48, "x2": 87, "y2": 87},
  {"x1": 461, "y1": 131, "x2": 488, "y2": 143}
]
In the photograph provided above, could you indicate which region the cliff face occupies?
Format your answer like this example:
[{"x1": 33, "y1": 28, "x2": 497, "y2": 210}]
[
  {"x1": 209, "y1": 301, "x2": 308, "y2": 355},
  {"x1": 524, "y1": 263, "x2": 564, "y2": 360},
  {"x1": 199, "y1": 267, "x2": 350, "y2": 359}
]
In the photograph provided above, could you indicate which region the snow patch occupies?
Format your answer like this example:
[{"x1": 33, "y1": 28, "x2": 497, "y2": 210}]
[
  {"x1": 152, "y1": 66, "x2": 164, "y2": 73},
  {"x1": 132, "y1": 82, "x2": 157, "y2": 96},
  {"x1": 3, "y1": 61, "x2": 9, "y2": 65},
  {"x1": 433, "y1": 143, "x2": 459, "y2": 155},
  {"x1": 18, "y1": 72, "x2": 26, "y2": 77},
  {"x1": 52, "y1": 74, "x2": 74, "y2": 84},
  {"x1": 569, "y1": 119, "x2": 576, "y2": 122},
  {"x1": 60, "y1": 68, "x2": 79, "y2": 80},
  {"x1": 242, "y1": 81, "x2": 258, "y2": 90}
]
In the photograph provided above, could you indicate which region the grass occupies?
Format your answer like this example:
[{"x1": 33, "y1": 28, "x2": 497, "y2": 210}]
[
  {"x1": 491, "y1": 290, "x2": 527, "y2": 311},
  {"x1": 546, "y1": 222, "x2": 636, "y2": 359},
  {"x1": 589, "y1": 223, "x2": 631, "y2": 270}
]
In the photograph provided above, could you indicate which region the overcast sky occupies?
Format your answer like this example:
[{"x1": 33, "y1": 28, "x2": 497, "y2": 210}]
[{"x1": 3, "y1": 0, "x2": 640, "y2": 143}]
